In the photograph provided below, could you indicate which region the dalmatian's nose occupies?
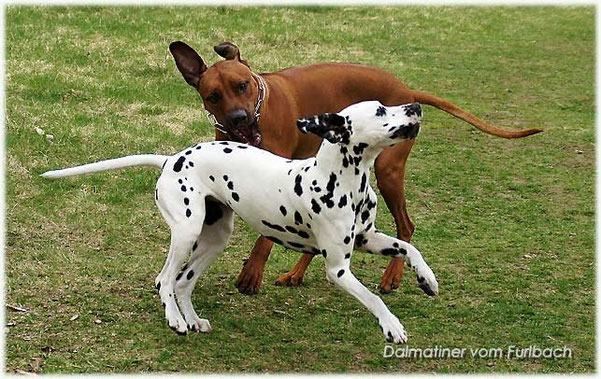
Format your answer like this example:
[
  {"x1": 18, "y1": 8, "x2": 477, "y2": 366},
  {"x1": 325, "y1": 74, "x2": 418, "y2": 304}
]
[{"x1": 405, "y1": 103, "x2": 422, "y2": 118}]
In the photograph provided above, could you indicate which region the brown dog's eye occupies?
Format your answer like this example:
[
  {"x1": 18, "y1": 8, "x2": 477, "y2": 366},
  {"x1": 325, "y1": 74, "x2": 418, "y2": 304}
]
[
  {"x1": 206, "y1": 92, "x2": 220, "y2": 104},
  {"x1": 238, "y1": 81, "x2": 249, "y2": 93}
]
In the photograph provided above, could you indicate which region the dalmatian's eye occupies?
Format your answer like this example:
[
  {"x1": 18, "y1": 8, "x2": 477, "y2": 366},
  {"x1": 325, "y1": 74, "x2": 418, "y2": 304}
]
[
  {"x1": 238, "y1": 81, "x2": 249, "y2": 93},
  {"x1": 206, "y1": 92, "x2": 220, "y2": 104}
]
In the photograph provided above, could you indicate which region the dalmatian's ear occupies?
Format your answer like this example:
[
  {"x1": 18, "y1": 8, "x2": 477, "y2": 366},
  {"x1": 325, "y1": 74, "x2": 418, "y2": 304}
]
[
  {"x1": 214, "y1": 42, "x2": 250, "y2": 67},
  {"x1": 297, "y1": 113, "x2": 351, "y2": 144}
]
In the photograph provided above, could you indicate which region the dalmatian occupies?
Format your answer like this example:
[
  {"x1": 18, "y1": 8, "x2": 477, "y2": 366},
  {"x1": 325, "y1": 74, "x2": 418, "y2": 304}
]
[{"x1": 42, "y1": 100, "x2": 438, "y2": 344}]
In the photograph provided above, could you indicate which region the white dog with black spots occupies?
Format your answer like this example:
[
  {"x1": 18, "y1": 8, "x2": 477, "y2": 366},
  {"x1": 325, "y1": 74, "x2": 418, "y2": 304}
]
[{"x1": 42, "y1": 100, "x2": 438, "y2": 344}]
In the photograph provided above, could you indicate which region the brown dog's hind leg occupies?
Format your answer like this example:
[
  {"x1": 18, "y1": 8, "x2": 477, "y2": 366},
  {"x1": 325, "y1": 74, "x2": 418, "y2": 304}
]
[
  {"x1": 274, "y1": 253, "x2": 314, "y2": 286},
  {"x1": 375, "y1": 140, "x2": 416, "y2": 294},
  {"x1": 235, "y1": 236, "x2": 273, "y2": 295}
]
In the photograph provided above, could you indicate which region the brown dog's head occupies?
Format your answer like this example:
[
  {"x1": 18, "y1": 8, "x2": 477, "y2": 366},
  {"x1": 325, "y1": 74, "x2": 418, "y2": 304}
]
[{"x1": 169, "y1": 41, "x2": 263, "y2": 146}]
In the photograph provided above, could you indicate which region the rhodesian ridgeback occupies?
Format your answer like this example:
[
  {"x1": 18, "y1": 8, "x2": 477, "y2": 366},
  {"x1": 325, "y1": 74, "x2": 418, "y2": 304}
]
[{"x1": 169, "y1": 41, "x2": 541, "y2": 295}]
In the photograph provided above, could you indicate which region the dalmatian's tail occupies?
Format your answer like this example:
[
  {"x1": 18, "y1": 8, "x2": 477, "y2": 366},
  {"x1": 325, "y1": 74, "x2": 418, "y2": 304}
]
[{"x1": 41, "y1": 154, "x2": 169, "y2": 179}]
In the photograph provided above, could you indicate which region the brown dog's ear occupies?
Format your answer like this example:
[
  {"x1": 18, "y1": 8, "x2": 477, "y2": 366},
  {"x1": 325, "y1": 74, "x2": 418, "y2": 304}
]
[
  {"x1": 214, "y1": 42, "x2": 240, "y2": 60},
  {"x1": 213, "y1": 42, "x2": 250, "y2": 67},
  {"x1": 169, "y1": 41, "x2": 207, "y2": 88}
]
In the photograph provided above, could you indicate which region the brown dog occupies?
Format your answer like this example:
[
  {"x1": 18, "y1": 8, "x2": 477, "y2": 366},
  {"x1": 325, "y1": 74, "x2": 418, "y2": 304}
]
[{"x1": 169, "y1": 41, "x2": 542, "y2": 295}]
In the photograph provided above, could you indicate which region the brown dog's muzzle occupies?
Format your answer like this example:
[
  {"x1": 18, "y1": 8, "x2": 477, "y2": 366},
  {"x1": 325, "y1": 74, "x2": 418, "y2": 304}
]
[{"x1": 224, "y1": 110, "x2": 262, "y2": 147}]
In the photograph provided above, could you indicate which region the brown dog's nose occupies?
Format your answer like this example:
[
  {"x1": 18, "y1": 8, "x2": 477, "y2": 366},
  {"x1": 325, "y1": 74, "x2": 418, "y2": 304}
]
[{"x1": 229, "y1": 109, "x2": 248, "y2": 126}]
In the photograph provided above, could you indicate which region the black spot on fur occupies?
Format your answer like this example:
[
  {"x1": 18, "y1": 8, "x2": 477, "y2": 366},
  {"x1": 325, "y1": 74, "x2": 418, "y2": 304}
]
[
  {"x1": 262, "y1": 220, "x2": 285, "y2": 232},
  {"x1": 185, "y1": 150, "x2": 192, "y2": 155},
  {"x1": 181, "y1": 185, "x2": 187, "y2": 192},
  {"x1": 173, "y1": 156, "x2": 186, "y2": 172},
  {"x1": 223, "y1": 175, "x2": 228, "y2": 181},
  {"x1": 156, "y1": 282, "x2": 161, "y2": 291},
  {"x1": 209, "y1": 175, "x2": 215, "y2": 182},
  {"x1": 360, "y1": 173, "x2": 367, "y2": 193},
  {"x1": 219, "y1": 141, "x2": 229, "y2": 145},
  {"x1": 344, "y1": 236, "x2": 351, "y2": 244},
  {"x1": 338, "y1": 194, "x2": 347, "y2": 208},
  {"x1": 176, "y1": 272, "x2": 183, "y2": 281},
  {"x1": 322, "y1": 249, "x2": 327, "y2": 258},
  {"x1": 342, "y1": 155, "x2": 349, "y2": 168},
  {"x1": 192, "y1": 241, "x2": 198, "y2": 251},
  {"x1": 266, "y1": 236, "x2": 283, "y2": 245},
  {"x1": 223, "y1": 148, "x2": 232, "y2": 153},
  {"x1": 381, "y1": 248, "x2": 398, "y2": 256},
  {"x1": 345, "y1": 253, "x2": 351, "y2": 259},
  {"x1": 279, "y1": 206, "x2": 287, "y2": 216},
  {"x1": 232, "y1": 193, "x2": 239, "y2": 202},
  {"x1": 375, "y1": 106, "x2": 387, "y2": 117},
  {"x1": 178, "y1": 179, "x2": 183, "y2": 184},
  {"x1": 353, "y1": 142, "x2": 369, "y2": 155},
  {"x1": 155, "y1": 188, "x2": 159, "y2": 200},
  {"x1": 311, "y1": 199, "x2": 321, "y2": 214},
  {"x1": 187, "y1": 270, "x2": 195, "y2": 280},
  {"x1": 285, "y1": 225, "x2": 297, "y2": 233},
  {"x1": 184, "y1": 197, "x2": 189, "y2": 206},
  {"x1": 186, "y1": 209, "x2": 192, "y2": 218},
  {"x1": 337, "y1": 269, "x2": 345, "y2": 278},
  {"x1": 189, "y1": 161, "x2": 194, "y2": 167},
  {"x1": 294, "y1": 211, "x2": 303, "y2": 225},
  {"x1": 237, "y1": 145, "x2": 248, "y2": 149},
  {"x1": 288, "y1": 241, "x2": 304, "y2": 249},
  {"x1": 327, "y1": 173, "x2": 337, "y2": 193},
  {"x1": 361, "y1": 210, "x2": 370, "y2": 224},
  {"x1": 227, "y1": 181, "x2": 234, "y2": 190},
  {"x1": 393, "y1": 242, "x2": 399, "y2": 248},
  {"x1": 294, "y1": 175, "x2": 303, "y2": 196},
  {"x1": 297, "y1": 230, "x2": 309, "y2": 239},
  {"x1": 355, "y1": 234, "x2": 368, "y2": 247}
]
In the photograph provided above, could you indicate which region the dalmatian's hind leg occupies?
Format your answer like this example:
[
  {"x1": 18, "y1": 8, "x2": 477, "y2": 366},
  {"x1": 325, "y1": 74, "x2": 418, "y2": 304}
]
[
  {"x1": 154, "y1": 180, "x2": 207, "y2": 335},
  {"x1": 355, "y1": 231, "x2": 438, "y2": 296},
  {"x1": 175, "y1": 199, "x2": 234, "y2": 333}
]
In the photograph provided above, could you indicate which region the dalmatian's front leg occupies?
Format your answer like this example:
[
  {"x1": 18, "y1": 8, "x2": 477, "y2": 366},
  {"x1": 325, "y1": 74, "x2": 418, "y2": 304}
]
[
  {"x1": 356, "y1": 231, "x2": 438, "y2": 296},
  {"x1": 317, "y1": 233, "x2": 408, "y2": 344}
]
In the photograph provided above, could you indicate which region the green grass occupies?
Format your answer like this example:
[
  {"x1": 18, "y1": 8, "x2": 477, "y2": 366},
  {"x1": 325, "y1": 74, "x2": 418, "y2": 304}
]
[{"x1": 5, "y1": 5, "x2": 595, "y2": 374}]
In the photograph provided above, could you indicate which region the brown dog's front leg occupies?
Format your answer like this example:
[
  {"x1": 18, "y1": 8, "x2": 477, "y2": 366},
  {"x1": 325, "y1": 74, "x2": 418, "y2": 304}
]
[
  {"x1": 274, "y1": 253, "x2": 314, "y2": 286},
  {"x1": 375, "y1": 140, "x2": 416, "y2": 294},
  {"x1": 235, "y1": 236, "x2": 274, "y2": 295}
]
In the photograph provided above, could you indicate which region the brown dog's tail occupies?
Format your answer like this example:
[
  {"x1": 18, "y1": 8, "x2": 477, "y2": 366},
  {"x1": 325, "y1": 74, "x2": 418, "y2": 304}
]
[{"x1": 412, "y1": 90, "x2": 543, "y2": 139}]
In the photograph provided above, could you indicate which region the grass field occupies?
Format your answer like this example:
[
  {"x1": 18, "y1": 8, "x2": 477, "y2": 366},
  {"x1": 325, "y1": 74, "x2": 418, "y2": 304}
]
[{"x1": 5, "y1": 5, "x2": 595, "y2": 373}]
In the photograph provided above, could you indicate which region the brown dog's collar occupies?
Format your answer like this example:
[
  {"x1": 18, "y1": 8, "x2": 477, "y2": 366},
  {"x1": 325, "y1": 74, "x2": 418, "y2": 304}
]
[
  {"x1": 206, "y1": 72, "x2": 267, "y2": 136},
  {"x1": 252, "y1": 72, "x2": 266, "y2": 123}
]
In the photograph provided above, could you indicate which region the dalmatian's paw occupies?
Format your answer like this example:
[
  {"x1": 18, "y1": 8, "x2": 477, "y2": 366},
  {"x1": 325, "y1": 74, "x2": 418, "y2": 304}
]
[
  {"x1": 188, "y1": 318, "x2": 212, "y2": 333},
  {"x1": 165, "y1": 309, "x2": 188, "y2": 336},
  {"x1": 379, "y1": 314, "x2": 407, "y2": 344},
  {"x1": 416, "y1": 265, "x2": 438, "y2": 297}
]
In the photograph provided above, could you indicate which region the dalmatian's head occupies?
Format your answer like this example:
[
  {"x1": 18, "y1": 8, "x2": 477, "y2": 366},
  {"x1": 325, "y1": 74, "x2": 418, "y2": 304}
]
[{"x1": 297, "y1": 101, "x2": 422, "y2": 148}]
